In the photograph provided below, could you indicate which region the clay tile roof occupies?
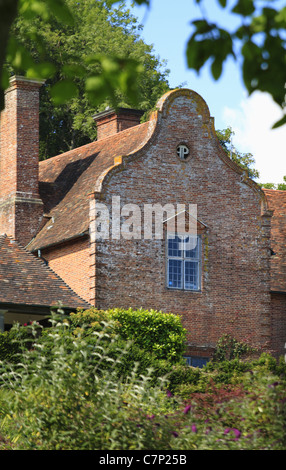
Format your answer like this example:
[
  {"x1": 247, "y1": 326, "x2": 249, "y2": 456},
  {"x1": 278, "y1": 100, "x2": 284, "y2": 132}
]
[
  {"x1": 0, "y1": 235, "x2": 91, "y2": 309},
  {"x1": 263, "y1": 189, "x2": 286, "y2": 293},
  {"x1": 28, "y1": 121, "x2": 151, "y2": 251}
]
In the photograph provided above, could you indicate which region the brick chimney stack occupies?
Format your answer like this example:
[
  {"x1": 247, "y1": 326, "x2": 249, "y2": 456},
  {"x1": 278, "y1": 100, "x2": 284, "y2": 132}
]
[
  {"x1": 93, "y1": 107, "x2": 144, "y2": 140},
  {"x1": 0, "y1": 76, "x2": 44, "y2": 246}
]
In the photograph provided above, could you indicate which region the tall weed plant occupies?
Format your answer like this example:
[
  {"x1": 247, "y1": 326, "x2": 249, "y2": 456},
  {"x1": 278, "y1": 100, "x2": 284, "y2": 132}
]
[
  {"x1": 0, "y1": 315, "x2": 179, "y2": 450},
  {"x1": 0, "y1": 315, "x2": 285, "y2": 450}
]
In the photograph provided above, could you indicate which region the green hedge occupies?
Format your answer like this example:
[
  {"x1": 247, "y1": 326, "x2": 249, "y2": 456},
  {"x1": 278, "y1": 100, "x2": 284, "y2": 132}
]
[
  {"x1": 109, "y1": 307, "x2": 187, "y2": 363},
  {"x1": 70, "y1": 307, "x2": 187, "y2": 364}
]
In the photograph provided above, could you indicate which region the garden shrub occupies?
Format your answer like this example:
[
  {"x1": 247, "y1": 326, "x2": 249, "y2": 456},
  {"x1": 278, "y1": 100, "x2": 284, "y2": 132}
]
[
  {"x1": 0, "y1": 317, "x2": 181, "y2": 450},
  {"x1": 54, "y1": 309, "x2": 178, "y2": 383},
  {"x1": 251, "y1": 352, "x2": 284, "y2": 374},
  {"x1": 69, "y1": 307, "x2": 187, "y2": 364},
  {"x1": 212, "y1": 333, "x2": 256, "y2": 362},
  {"x1": 108, "y1": 307, "x2": 187, "y2": 363},
  {"x1": 0, "y1": 314, "x2": 286, "y2": 450},
  {"x1": 0, "y1": 324, "x2": 31, "y2": 363},
  {"x1": 203, "y1": 358, "x2": 253, "y2": 386},
  {"x1": 165, "y1": 364, "x2": 201, "y2": 392}
]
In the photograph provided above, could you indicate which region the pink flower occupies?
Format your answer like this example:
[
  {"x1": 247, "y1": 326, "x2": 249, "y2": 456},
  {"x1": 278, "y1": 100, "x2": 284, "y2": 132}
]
[
  {"x1": 191, "y1": 424, "x2": 197, "y2": 433},
  {"x1": 224, "y1": 428, "x2": 241, "y2": 439},
  {"x1": 183, "y1": 405, "x2": 192, "y2": 414},
  {"x1": 233, "y1": 428, "x2": 241, "y2": 439}
]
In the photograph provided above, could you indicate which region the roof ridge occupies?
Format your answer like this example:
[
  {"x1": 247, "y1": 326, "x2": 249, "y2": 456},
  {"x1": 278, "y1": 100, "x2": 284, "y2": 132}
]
[
  {"x1": 263, "y1": 188, "x2": 286, "y2": 193},
  {"x1": 39, "y1": 121, "x2": 150, "y2": 166}
]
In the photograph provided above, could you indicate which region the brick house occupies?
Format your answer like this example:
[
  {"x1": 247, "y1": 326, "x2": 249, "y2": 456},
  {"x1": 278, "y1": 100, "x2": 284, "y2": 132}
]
[{"x1": 0, "y1": 76, "x2": 285, "y2": 361}]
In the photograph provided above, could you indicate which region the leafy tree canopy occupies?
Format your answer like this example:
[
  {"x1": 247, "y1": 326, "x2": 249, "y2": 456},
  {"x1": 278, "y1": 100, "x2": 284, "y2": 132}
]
[
  {"x1": 1, "y1": 0, "x2": 285, "y2": 130},
  {"x1": 216, "y1": 127, "x2": 259, "y2": 180},
  {"x1": 1, "y1": 0, "x2": 285, "y2": 162},
  {"x1": 7, "y1": 0, "x2": 170, "y2": 158},
  {"x1": 261, "y1": 175, "x2": 286, "y2": 190}
]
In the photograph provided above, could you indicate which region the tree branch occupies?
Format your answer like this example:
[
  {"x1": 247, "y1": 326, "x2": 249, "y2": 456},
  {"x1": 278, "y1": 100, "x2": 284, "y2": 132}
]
[{"x1": 0, "y1": 0, "x2": 19, "y2": 110}]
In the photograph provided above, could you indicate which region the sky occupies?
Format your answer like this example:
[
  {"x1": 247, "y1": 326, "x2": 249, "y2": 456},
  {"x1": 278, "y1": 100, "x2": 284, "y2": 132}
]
[{"x1": 125, "y1": 0, "x2": 285, "y2": 185}]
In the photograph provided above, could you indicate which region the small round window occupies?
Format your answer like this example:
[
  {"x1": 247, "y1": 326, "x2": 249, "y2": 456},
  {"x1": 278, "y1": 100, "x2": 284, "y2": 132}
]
[{"x1": 176, "y1": 144, "x2": 190, "y2": 161}]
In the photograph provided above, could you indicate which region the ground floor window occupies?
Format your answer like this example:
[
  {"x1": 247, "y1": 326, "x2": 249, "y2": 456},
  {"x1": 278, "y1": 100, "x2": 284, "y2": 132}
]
[{"x1": 183, "y1": 356, "x2": 209, "y2": 368}]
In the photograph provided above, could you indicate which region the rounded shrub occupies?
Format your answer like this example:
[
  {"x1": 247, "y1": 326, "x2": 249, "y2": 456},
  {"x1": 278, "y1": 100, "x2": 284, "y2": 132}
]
[{"x1": 68, "y1": 307, "x2": 187, "y2": 364}]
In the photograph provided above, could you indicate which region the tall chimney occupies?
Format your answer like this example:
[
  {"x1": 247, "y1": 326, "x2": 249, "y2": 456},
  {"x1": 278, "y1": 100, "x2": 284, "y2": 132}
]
[
  {"x1": 93, "y1": 107, "x2": 144, "y2": 140},
  {"x1": 0, "y1": 76, "x2": 44, "y2": 246}
]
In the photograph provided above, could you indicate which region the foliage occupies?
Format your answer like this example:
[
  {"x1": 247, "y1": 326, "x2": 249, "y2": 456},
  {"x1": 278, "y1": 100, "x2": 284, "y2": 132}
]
[
  {"x1": 0, "y1": 324, "x2": 31, "y2": 363},
  {"x1": 5, "y1": 0, "x2": 170, "y2": 158},
  {"x1": 0, "y1": 318, "x2": 176, "y2": 450},
  {"x1": 70, "y1": 307, "x2": 187, "y2": 364},
  {"x1": 211, "y1": 333, "x2": 257, "y2": 362},
  {"x1": 1, "y1": 0, "x2": 285, "y2": 131},
  {"x1": 261, "y1": 175, "x2": 286, "y2": 190},
  {"x1": 0, "y1": 317, "x2": 285, "y2": 450},
  {"x1": 216, "y1": 127, "x2": 259, "y2": 179},
  {"x1": 173, "y1": 373, "x2": 286, "y2": 450},
  {"x1": 185, "y1": 0, "x2": 286, "y2": 128},
  {"x1": 108, "y1": 307, "x2": 187, "y2": 363}
]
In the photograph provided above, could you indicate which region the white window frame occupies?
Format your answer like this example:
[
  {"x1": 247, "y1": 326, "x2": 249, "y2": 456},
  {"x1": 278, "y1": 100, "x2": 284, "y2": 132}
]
[{"x1": 166, "y1": 233, "x2": 201, "y2": 291}]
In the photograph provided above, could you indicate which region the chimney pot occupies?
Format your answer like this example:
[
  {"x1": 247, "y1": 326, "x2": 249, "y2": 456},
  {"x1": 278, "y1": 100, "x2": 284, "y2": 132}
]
[{"x1": 93, "y1": 107, "x2": 144, "y2": 140}]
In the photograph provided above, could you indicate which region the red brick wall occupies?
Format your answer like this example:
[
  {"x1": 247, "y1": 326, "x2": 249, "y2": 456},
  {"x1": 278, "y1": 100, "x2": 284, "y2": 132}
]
[
  {"x1": 0, "y1": 76, "x2": 43, "y2": 246},
  {"x1": 270, "y1": 292, "x2": 286, "y2": 359},
  {"x1": 90, "y1": 90, "x2": 272, "y2": 356},
  {"x1": 42, "y1": 237, "x2": 91, "y2": 304}
]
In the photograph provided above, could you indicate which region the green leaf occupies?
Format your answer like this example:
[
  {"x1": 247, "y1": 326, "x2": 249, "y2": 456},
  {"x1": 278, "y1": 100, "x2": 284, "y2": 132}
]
[
  {"x1": 131, "y1": 0, "x2": 150, "y2": 5},
  {"x1": 272, "y1": 114, "x2": 286, "y2": 129},
  {"x1": 241, "y1": 39, "x2": 261, "y2": 59},
  {"x1": 232, "y1": 0, "x2": 255, "y2": 16},
  {"x1": 192, "y1": 19, "x2": 216, "y2": 35},
  {"x1": 19, "y1": 0, "x2": 74, "y2": 24},
  {"x1": 211, "y1": 58, "x2": 223, "y2": 80},
  {"x1": 250, "y1": 14, "x2": 267, "y2": 33},
  {"x1": 26, "y1": 62, "x2": 56, "y2": 80},
  {"x1": 85, "y1": 75, "x2": 107, "y2": 93},
  {"x1": 62, "y1": 64, "x2": 86, "y2": 79},
  {"x1": 9, "y1": 0, "x2": 171, "y2": 156},
  {"x1": 217, "y1": 0, "x2": 227, "y2": 7},
  {"x1": 50, "y1": 79, "x2": 79, "y2": 105},
  {"x1": 85, "y1": 75, "x2": 111, "y2": 106},
  {"x1": 18, "y1": 0, "x2": 44, "y2": 18},
  {"x1": 1, "y1": 68, "x2": 10, "y2": 90},
  {"x1": 275, "y1": 6, "x2": 286, "y2": 26},
  {"x1": 186, "y1": 37, "x2": 213, "y2": 71},
  {"x1": 101, "y1": 57, "x2": 121, "y2": 74},
  {"x1": 7, "y1": 36, "x2": 34, "y2": 71},
  {"x1": 45, "y1": 0, "x2": 74, "y2": 25}
]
